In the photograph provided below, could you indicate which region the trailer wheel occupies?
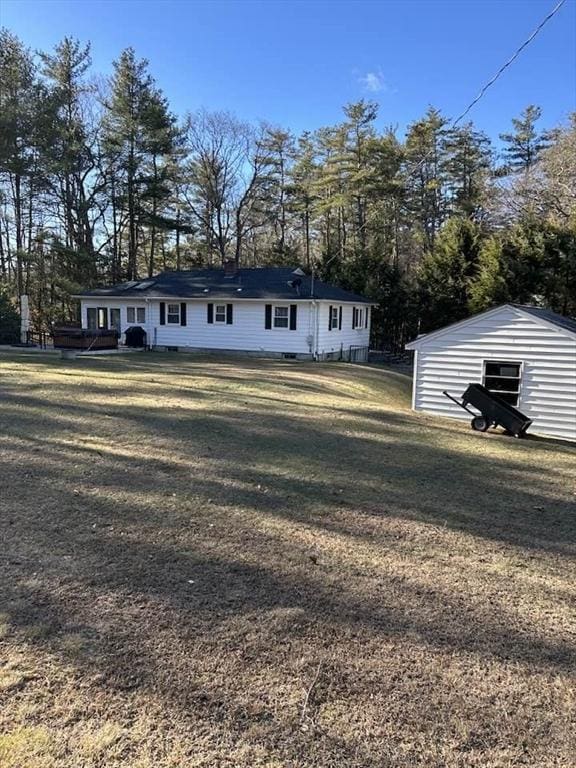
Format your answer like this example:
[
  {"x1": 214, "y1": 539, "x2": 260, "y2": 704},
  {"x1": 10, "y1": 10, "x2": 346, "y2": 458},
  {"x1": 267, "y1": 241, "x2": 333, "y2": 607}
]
[{"x1": 471, "y1": 416, "x2": 489, "y2": 432}]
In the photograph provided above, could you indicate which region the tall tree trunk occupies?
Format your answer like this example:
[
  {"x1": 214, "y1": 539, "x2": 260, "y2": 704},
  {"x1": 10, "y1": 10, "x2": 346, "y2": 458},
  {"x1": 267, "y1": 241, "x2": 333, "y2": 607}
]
[
  {"x1": 127, "y1": 137, "x2": 137, "y2": 279},
  {"x1": 175, "y1": 207, "x2": 181, "y2": 270}
]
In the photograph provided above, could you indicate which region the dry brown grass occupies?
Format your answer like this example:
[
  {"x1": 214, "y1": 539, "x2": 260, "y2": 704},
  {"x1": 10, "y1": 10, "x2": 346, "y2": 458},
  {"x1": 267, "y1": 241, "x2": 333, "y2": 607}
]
[{"x1": 0, "y1": 351, "x2": 575, "y2": 767}]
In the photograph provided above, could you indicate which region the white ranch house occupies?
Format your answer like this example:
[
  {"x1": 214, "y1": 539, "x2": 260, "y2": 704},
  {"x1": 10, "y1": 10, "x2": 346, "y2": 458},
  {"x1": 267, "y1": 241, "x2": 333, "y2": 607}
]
[
  {"x1": 76, "y1": 265, "x2": 373, "y2": 361},
  {"x1": 406, "y1": 304, "x2": 576, "y2": 442}
]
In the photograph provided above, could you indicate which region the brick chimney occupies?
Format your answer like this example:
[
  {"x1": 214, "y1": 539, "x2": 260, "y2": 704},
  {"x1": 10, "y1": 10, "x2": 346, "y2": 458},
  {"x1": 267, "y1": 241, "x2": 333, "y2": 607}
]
[{"x1": 223, "y1": 259, "x2": 238, "y2": 277}]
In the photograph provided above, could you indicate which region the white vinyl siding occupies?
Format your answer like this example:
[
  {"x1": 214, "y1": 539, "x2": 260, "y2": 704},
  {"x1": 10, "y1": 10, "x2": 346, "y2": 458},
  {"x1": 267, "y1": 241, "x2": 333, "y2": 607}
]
[
  {"x1": 81, "y1": 298, "x2": 373, "y2": 359},
  {"x1": 152, "y1": 301, "x2": 313, "y2": 354},
  {"x1": 409, "y1": 306, "x2": 576, "y2": 442},
  {"x1": 316, "y1": 303, "x2": 371, "y2": 359}
]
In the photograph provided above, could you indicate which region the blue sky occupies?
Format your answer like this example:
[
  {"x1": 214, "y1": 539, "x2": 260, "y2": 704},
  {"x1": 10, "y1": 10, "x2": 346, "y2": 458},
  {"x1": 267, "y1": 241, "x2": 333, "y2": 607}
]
[{"x1": 2, "y1": 0, "x2": 575, "y2": 141}]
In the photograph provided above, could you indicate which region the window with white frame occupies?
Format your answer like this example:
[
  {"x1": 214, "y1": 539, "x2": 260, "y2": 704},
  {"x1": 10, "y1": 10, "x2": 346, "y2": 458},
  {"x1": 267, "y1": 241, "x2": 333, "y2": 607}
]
[
  {"x1": 483, "y1": 361, "x2": 522, "y2": 406},
  {"x1": 274, "y1": 306, "x2": 289, "y2": 328},
  {"x1": 352, "y1": 307, "x2": 364, "y2": 329},
  {"x1": 215, "y1": 304, "x2": 227, "y2": 323},
  {"x1": 167, "y1": 303, "x2": 181, "y2": 324},
  {"x1": 330, "y1": 306, "x2": 339, "y2": 330},
  {"x1": 127, "y1": 306, "x2": 146, "y2": 324}
]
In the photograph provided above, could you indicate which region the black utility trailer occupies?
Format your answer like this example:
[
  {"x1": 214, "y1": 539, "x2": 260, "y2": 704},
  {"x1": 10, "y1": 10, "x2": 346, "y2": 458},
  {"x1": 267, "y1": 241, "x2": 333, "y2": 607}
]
[{"x1": 443, "y1": 383, "x2": 533, "y2": 437}]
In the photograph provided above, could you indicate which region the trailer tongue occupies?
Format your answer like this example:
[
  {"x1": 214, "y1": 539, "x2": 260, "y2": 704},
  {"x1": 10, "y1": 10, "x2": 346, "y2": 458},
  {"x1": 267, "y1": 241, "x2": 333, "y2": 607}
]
[{"x1": 443, "y1": 383, "x2": 533, "y2": 438}]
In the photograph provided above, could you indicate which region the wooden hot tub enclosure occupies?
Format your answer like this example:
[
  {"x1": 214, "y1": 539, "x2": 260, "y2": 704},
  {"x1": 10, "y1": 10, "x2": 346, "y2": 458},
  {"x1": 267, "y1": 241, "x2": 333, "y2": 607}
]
[{"x1": 52, "y1": 326, "x2": 119, "y2": 351}]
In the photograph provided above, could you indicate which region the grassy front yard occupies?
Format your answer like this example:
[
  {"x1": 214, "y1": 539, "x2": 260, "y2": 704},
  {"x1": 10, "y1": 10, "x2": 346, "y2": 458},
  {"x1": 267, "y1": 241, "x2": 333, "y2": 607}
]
[{"x1": 0, "y1": 352, "x2": 575, "y2": 767}]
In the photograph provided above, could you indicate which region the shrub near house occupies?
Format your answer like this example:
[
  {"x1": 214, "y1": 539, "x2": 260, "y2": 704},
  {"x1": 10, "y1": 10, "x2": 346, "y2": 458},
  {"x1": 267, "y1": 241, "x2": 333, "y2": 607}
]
[{"x1": 0, "y1": 290, "x2": 20, "y2": 344}]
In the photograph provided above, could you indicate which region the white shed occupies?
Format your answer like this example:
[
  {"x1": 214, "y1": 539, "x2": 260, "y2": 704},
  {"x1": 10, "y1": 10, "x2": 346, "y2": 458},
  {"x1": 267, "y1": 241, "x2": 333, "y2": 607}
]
[{"x1": 405, "y1": 304, "x2": 576, "y2": 442}]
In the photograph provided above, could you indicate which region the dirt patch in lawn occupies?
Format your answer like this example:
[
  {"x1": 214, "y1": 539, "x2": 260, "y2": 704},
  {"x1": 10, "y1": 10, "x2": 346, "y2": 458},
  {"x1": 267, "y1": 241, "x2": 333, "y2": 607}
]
[{"x1": 1, "y1": 352, "x2": 575, "y2": 767}]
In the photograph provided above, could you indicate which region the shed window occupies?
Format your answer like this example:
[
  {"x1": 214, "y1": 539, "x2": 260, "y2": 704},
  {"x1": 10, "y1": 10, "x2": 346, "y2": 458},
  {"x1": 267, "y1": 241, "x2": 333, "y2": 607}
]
[
  {"x1": 274, "y1": 306, "x2": 289, "y2": 328},
  {"x1": 215, "y1": 304, "x2": 227, "y2": 323},
  {"x1": 483, "y1": 361, "x2": 522, "y2": 406},
  {"x1": 167, "y1": 303, "x2": 181, "y2": 324}
]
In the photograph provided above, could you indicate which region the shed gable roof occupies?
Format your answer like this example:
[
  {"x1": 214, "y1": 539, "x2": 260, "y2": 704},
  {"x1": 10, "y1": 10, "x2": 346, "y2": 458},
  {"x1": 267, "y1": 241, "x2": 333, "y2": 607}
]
[
  {"x1": 76, "y1": 267, "x2": 373, "y2": 304},
  {"x1": 405, "y1": 304, "x2": 576, "y2": 350}
]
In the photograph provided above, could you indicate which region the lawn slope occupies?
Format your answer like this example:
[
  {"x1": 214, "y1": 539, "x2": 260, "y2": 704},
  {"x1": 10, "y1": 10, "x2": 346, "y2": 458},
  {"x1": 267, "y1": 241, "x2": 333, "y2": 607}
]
[{"x1": 1, "y1": 353, "x2": 575, "y2": 767}]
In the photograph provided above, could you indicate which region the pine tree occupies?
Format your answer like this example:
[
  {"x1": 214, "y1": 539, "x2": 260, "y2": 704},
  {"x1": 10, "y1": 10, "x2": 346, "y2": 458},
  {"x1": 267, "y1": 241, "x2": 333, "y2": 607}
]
[
  {"x1": 40, "y1": 37, "x2": 98, "y2": 290},
  {"x1": 0, "y1": 29, "x2": 44, "y2": 294},
  {"x1": 443, "y1": 123, "x2": 492, "y2": 219},
  {"x1": 468, "y1": 235, "x2": 508, "y2": 312},
  {"x1": 102, "y1": 48, "x2": 157, "y2": 279},
  {"x1": 139, "y1": 89, "x2": 180, "y2": 276},
  {"x1": 403, "y1": 107, "x2": 450, "y2": 254},
  {"x1": 287, "y1": 131, "x2": 318, "y2": 268},
  {"x1": 418, "y1": 217, "x2": 484, "y2": 330},
  {"x1": 259, "y1": 126, "x2": 295, "y2": 259},
  {"x1": 500, "y1": 105, "x2": 552, "y2": 173},
  {"x1": 0, "y1": 285, "x2": 20, "y2": 342}
]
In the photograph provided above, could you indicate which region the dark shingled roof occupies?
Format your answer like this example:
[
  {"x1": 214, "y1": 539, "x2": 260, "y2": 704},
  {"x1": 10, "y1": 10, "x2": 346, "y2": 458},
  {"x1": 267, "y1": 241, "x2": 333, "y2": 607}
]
[
  {"x1": 513, "y1": 304, "x2": 576, "y2": 336},
  {"x1": 76, "y1": 267, "x2": 373, "y2": 304}
]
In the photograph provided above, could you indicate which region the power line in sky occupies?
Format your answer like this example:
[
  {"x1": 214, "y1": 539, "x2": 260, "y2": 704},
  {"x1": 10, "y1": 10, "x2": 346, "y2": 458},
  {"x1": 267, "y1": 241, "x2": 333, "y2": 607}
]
[
  {"x1": 451, "y1": 0, "x2": 567, "y2": 129},
  {"x1": 407, "y1": 0, "x2": 567, "y2": 177}
]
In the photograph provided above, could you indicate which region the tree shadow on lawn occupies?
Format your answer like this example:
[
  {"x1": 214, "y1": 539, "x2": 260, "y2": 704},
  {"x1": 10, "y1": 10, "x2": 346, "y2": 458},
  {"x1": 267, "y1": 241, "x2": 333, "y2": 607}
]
[
  {"x1": 1, "y1": 385, "x2": 575, "y2": 559},
  {"x1": 1, "y1": 488, "x2": 575, "y2": 768},
  {"x1": 2, "y1": 372, "x2": 576, "y2": 762},
  {"x1": 2, "y1": 482, "x2": 576, "y2": 690}
]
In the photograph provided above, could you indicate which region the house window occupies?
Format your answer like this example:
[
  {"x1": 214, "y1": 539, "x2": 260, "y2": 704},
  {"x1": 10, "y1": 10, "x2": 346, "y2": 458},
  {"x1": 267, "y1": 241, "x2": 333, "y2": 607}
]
[
  {"x1": 274, "y1": 306, "x2": 289, "y2": 328},
  {"x1": 97, "y1": 308, "x2": 108, "y2": 329},
  {"x1": 167, "y1": 303, "x2": 181, "y2": 324},
  {"x1": 215, "y1": 304, "x2": 226, "y2": 323},
  {"x1": 330, "y1": 306, "x2": 339, "y2": 330},
  {"x1": 352, "y1": 307, "x2": 364, "y2": 329},
  {"x1": 127, "y1": 306, "x2": 145, "y2": 324},
  {"x1": 483, "y1": 361, "x2": 522, "y2": 406},
  {"x1": 86, "y1": 308, "x2": 97, "y2": 330}
]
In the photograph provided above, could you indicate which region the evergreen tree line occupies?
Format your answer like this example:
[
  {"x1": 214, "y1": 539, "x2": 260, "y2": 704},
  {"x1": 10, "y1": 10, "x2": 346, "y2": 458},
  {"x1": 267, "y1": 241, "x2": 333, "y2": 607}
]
[{"x1": 1, "y1": 30, "x2": 575, "y2": 348}]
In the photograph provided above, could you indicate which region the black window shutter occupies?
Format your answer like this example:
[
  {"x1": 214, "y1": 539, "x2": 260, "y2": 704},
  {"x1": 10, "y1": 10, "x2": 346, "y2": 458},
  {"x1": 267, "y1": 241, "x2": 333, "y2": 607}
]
[
  {"x1": 265, "y1": 304, "x2": 272, "y2": 329},
  {"x1": 160, "y1": 302, "x2": 166, "y2": 325},
  {"x1": 328, "y1": 305, "x2": 333, "y2": 331},
  {"x1": 226, "y1": 304, "x2": 233, "y2": 324},
  {"x1": 338, "y1": 306, "x2": 342, "y2": 330},
  {"x1": 207, "y1": 303, "x2": 214, "y2": 323},
  {"x1": 365, "y1": 307, "x2": 369, "y2": 329},
  {"x1": 289, "y1": 304, "x2": 297, "y2": 330},
  {"x1": 180, "y1": 302, "x2": 187, "y2": 326}
]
